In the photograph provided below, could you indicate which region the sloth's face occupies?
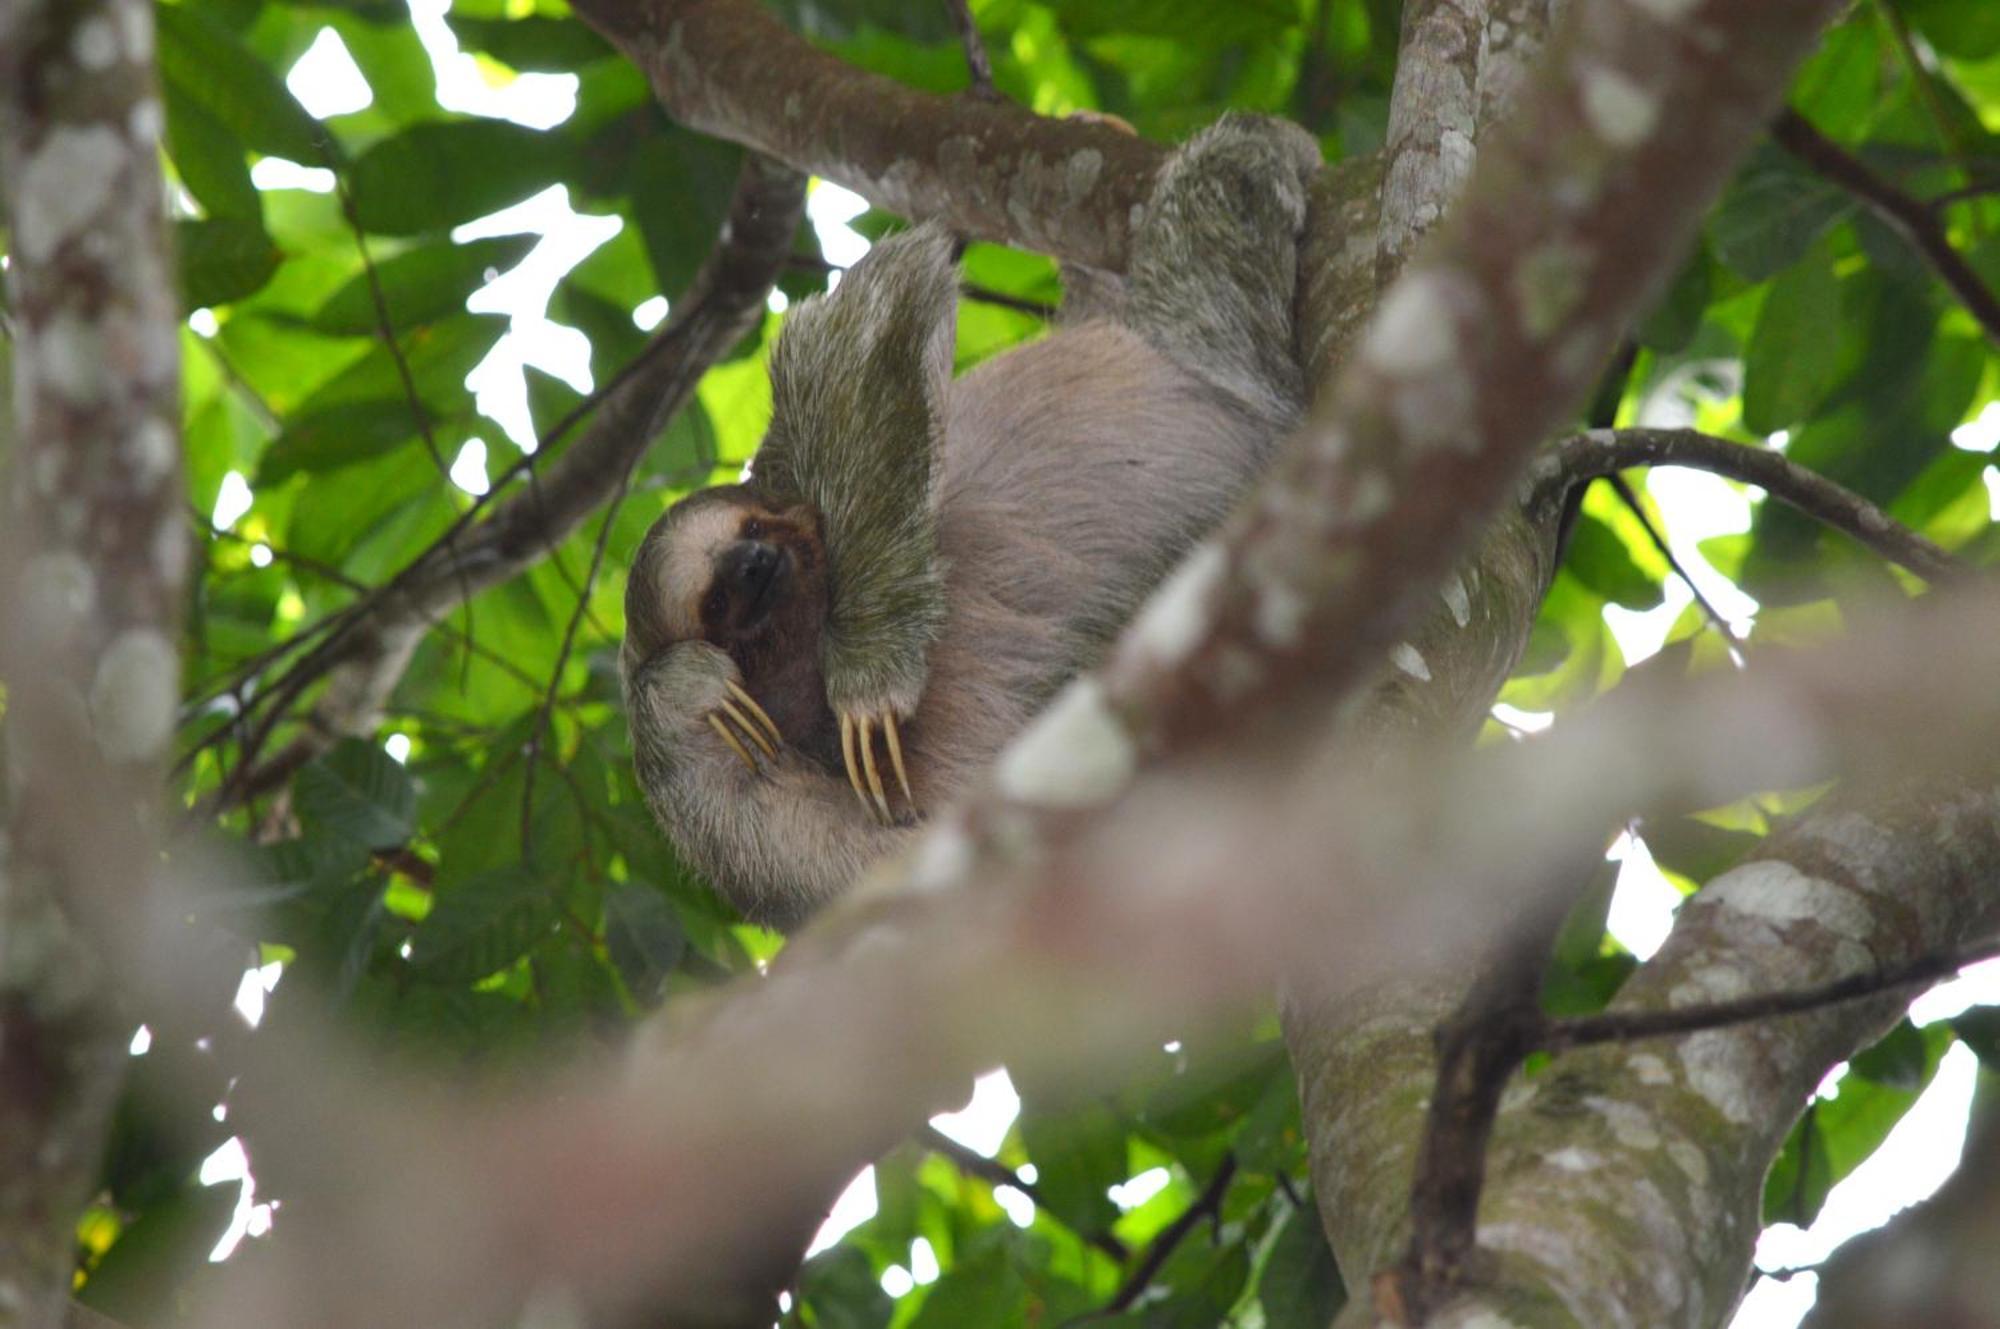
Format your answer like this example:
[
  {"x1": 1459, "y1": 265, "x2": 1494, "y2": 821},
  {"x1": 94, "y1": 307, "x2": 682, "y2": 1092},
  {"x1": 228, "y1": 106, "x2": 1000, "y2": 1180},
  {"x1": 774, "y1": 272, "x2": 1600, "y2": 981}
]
[
  {"x1": 625, "y1": 486, "x2": 836, "y2": 752},
  {"x1": 628, "y1": 486, "x2": 828, "y2": 655}
]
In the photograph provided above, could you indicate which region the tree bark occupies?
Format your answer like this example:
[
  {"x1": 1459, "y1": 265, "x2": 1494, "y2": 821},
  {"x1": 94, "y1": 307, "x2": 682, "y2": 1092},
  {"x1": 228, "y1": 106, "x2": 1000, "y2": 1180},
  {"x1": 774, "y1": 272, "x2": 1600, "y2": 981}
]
[{"x1": 0, "y1": 1, "x2": 183, "y2": 1323}]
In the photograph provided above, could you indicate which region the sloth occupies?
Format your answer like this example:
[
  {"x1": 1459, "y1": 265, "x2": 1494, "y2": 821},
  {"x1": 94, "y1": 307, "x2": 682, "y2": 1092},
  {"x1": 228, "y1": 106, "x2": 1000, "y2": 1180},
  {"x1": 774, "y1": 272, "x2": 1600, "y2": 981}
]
[{"x1": 622, "y1": 114, "x2": 1321, "y2": 929}]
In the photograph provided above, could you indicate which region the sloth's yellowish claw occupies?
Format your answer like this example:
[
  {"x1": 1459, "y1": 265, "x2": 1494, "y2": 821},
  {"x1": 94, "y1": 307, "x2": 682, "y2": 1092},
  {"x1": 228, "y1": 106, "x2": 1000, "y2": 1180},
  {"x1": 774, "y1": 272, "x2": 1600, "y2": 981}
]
[
  {"x1": 882, "y1": 712, "x2": 914, "y2": 813},
  {"x1": 725, "y1": 680, "x2": 783, "y2": 751},
  {"x1": 858, "y1": 715, "x2": 892, "y2": 824},
  {"x1": 707, "y1": 713, "x2": 757, "y2": 773},
  {"x1": 841, "y1": 714, "x2": 874, "y2": 818},
  {"x1": 718, "y1": 698, "x2": 777, "y2": 760}
]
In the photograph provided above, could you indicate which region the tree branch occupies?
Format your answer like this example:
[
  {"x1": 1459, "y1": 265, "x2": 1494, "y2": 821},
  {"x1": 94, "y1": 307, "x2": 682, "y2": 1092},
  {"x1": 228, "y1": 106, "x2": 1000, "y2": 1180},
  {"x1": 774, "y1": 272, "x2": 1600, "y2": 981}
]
[
  {"x1": 567, "y1": 0, "x2": 1163, "y2": 270},
  {"x1": 0, "y1": 0, "x2": 185, "y2": 1318},
  {"x1": 1390, "y1": 875, "x2": 1577, "y2": 1321},
  {"x1": 1772, "y1": 107, "x2": 2000, "y2": 350},
  {"x1": 1544, "y1": 935, "x2": 2000, "y2": 1052},
  {"x1": 1547, "y1": 427, "x2": 1970, "y2": 585}
]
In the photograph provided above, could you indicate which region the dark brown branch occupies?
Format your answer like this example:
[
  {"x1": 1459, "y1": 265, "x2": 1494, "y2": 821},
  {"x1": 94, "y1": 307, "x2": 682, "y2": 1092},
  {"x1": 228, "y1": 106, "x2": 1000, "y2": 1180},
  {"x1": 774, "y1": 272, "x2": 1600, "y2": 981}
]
[
  {"x1": 919, "y1": 1126, "x2": 1131, "y2": 1262},
  {"x1": 1546, "y1": 428, "x2": 1970, "y2": 585},
  {"x1": 1390, "y1": 884, "x2": 1575, "y2": 1321},
  {"x1": 944, "y1": 0, "x2": 997, "y2": 99},
  {"x1": 567, "y1": 0, "x2": 1163, "y2": 270},
  {"x1": 1772, "y1": 108, "x2": 2000, "y2": 350},
  {"x1": 1543, "y1": 934, "x2": 2000, "y2": 1052}
]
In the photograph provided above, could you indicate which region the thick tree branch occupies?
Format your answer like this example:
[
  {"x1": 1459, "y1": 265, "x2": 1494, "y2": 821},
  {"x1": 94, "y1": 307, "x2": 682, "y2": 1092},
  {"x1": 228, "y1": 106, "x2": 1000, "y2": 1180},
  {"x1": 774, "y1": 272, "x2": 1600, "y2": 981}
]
[
  {"x1": 1772, "y1": 107, "x2": 2000, "y2": 350},
  {"x1": 1547, "y1": 427, "x2": 1970, "y2": 585},
  {"x1": 181, "y1": 582, "x2": 2000, "y2": 1328},
  {"x1": 1385, "y1": 776, "x2": 2000, "y2": 1329},
  {"x1": 567, "y1": 0, "x2": 1162, "y2": 270},
  {"x1": 0, "y1": 1, "x2": 184, "y2": 1320}
]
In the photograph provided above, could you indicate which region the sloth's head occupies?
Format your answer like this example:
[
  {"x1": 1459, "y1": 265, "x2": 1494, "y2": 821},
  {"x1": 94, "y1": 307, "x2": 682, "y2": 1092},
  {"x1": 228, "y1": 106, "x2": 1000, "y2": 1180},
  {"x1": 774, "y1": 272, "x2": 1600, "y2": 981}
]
[{"x1": 625, "y1": 486, "x2": 830, "y2": 678}]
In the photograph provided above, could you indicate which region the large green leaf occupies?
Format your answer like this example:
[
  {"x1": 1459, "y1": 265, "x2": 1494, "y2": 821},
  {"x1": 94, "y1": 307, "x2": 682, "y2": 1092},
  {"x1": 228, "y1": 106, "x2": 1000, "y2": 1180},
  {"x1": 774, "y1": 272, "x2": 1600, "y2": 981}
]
[
  {"x1": 1742, "y1": 245, "x2": 1844, "y2": 433},
  {"x1": 348, "y1": 121, "x2": 570, "y2": 234},
  {"x1": 256, "y1": 397, "x2": 432, "y2": 483},
  {"x1": 294, "y1": 738, "x2": 417, "y2": 849},
  {"x1": 1710, "y1": 145, "x2": 1854, "y2": 281},
  {"x1": 157, "y1": 2, "x2": 330, "y2": 165},
  {"x1": 406, "y1": 866, "x2": 558, "y2": 983},
  {"x1": 163, "y1": 81, "x2": 262, "y2": 222},
  {"x1": 310, "y1": 235, "x2": 538, "y2": 335},
  {"x1": 628, "y1": 128, "x2": 746, "y2": 297},
  {"x1": 177, "y1": 217, "x2": 284, "y2": 310}
]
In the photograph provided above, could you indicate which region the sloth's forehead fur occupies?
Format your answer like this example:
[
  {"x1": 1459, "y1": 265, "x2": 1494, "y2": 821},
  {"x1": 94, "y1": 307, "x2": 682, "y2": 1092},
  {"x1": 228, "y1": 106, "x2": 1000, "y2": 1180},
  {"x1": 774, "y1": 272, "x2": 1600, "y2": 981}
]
[{"x1": 658, "y1": 498, "x2": 745, "y2": 622}]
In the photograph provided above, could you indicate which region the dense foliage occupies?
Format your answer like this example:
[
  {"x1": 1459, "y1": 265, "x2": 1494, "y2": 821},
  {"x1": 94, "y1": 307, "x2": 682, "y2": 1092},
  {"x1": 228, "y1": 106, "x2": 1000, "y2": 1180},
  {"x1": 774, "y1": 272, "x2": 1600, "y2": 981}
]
[{"x1": 19, "y1": 0, "x2": 1999, "y2": 1323}]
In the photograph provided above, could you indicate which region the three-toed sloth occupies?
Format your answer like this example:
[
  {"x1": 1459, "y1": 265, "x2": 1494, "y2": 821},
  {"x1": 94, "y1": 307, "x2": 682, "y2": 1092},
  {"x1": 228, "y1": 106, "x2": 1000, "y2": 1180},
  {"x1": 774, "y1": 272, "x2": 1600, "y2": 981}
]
[{"x1": 622, "y1": 115, "x2": 1320, "y2": 929}]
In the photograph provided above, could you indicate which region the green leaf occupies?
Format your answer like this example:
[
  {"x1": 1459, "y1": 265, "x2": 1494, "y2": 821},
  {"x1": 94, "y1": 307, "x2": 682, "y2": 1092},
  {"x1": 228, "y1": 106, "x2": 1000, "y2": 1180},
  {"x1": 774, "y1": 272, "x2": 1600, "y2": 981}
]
[
  {"x1": 163, "y1": 81, "x2": 262, "y2": 222},
  {"x1": 294, "y1": 738, "x2": 417, "y2": 849},
  {"x1": 629, "y1": 128, "x2": 746, "y2": 297},
  {"x1": 349, "y1": 121, "x2": 569, "y2": 234},
  {"x1": 907, "y1": 1243, "x2": 1030, "y2": 1329},
  {"x1": 1901, "y1": 0, "x2": 2000, "y2": 59},
  {"x1": 1563, "y1": 512, "x2": 1663, "y2": 610},
  {"x1": 256, "y1": 398, "x2": 432, "y2": 484},
  {"x1": 157, "y1": 3, "x2": 330, "y2": 165},
  {"x1": 1952, "y1": 1008, "x2": 2000, "y2": 1069},
  {"x1": 1259, "y1": 1199, "x2": 1346, "y2": 1327},
  {"x1": 1019, "y1": 1104, "x2": 1127, "y2": 1239},
  {"x1": 407, "y1": 866, "x2": 558, "y2": 983},
  {"x1": 310, "y1": 235, "x2": 538, "y2": 334},
  {"x1": 76, "y1": 1181, "x2": 240, "y2": 1322},
  {"x1": 445, "y1": 15, "x2": 614, "y2": 72},
  {"x1": 1850, "y1": 1020, "x2": 1929, "y2": 1090},
  {"x1": 1763, "y1": 1105, "x2": 1834, "y2": 1225},
  {"x1": 177, "y1": 218, "x2": 284, "y2": 310},
  {"x1": 1711, "y1": 145, "x2": 1854, "y2": 281},
  {"x1": 794, "y1": 1247, "x2": 894, "y2": 1329},
  {"x1": 1742, "y1": 246, "x2": 1844, "y2": 433},
  {"x1": 603, "y1": 884, "x2": 686, "y2": 1004}
]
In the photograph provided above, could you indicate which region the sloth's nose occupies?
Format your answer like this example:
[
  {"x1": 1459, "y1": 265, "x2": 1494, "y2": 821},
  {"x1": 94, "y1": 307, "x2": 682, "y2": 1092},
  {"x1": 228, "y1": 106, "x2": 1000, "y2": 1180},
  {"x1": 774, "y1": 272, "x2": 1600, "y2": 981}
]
[{"x1": 721, "y1": 540, "x2": 782, "y2": 599}]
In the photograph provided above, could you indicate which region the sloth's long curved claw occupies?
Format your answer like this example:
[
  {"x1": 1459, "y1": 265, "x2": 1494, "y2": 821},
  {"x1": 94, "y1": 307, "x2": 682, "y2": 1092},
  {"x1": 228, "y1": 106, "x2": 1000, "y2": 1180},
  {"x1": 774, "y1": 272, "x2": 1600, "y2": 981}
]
[
  {"x1": 724, "y1": 680, "x2": 782, "y2": 752},
  {"x1": 840, "y1": 714, "x2": 875, "y2": 818},
  {"x1": 717, "y1": 697, "x2": 777, "y2": 760},
  {"x1": 882, "y1": 712, "x2": 914, "y2": 813},
  {"x1": 858, "y1": 715, "x2": 892, "y2": 824},
  {"x1": 707, "y1": 713, "x2": 757, "y2": 773}
]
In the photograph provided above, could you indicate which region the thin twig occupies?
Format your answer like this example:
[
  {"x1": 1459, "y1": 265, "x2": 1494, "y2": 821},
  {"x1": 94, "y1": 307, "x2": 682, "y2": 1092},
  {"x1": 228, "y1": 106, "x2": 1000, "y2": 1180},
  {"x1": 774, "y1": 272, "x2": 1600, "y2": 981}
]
[
  {"x1": 919, "y1": 1127, "x2": 1131, "y2": 1263},
  {"x1": 1543, "y1": 936, "x2": 2000, "y2": 1052},
  {"x1": 1544, "y1": 428, "x2": 1970, "y2": 585},
  {"x1": 1073, "y1": 1156, "x2": 1237, "y2": 1323},
  {"x1": 1605, "y1": 473, "x2": 1745, "y2": 667},
  {"x1": 1772, "y1": 108, "x2": 2000, "y2": 348},
  {"x1": 944, "y1": 0, "x2": 998, "y2": 99},
  {"x1": 520, "y1": 466, "x2": 636, "y2": 855}
]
